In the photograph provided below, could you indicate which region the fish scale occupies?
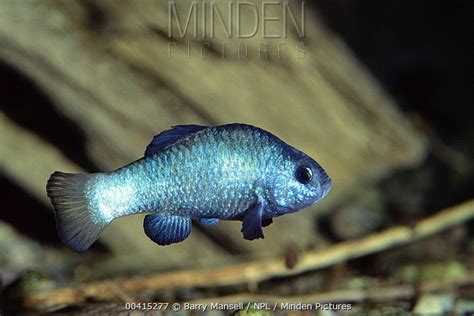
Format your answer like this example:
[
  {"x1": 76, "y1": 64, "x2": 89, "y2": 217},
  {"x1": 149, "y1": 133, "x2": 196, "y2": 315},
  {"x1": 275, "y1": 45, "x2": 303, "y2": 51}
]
[{"x1": 46, "y1": 124, "x2": 332, "y2": 252}]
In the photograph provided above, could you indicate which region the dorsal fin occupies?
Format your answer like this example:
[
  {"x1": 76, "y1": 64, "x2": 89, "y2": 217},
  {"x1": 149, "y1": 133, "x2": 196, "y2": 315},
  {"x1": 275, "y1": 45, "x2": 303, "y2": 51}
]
[{"x1": 145, "y1": 124, "x2": 208, "y2": 156}]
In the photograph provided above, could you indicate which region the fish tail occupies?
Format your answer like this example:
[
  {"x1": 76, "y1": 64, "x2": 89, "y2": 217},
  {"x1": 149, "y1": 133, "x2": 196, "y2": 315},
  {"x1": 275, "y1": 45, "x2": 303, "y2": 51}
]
[{"x1": 47, "y1": 171, "x2": 106, "y2": 253}]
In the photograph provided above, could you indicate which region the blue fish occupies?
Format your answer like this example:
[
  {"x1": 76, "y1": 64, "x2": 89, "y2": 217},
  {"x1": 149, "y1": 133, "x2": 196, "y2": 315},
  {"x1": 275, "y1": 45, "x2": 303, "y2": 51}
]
[{"x1": 47, "y1": 124, "x2": 332, "y2": 252}]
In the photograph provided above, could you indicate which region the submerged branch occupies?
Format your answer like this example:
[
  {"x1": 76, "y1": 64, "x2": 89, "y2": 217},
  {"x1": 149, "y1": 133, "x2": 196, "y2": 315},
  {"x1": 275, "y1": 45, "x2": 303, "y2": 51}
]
[
  {"x1": 23, "y1": 199, "x2": 474, "y2": 309},
  {"x1": 190, "y1": 274, "x2": 474, "y2": 305}
]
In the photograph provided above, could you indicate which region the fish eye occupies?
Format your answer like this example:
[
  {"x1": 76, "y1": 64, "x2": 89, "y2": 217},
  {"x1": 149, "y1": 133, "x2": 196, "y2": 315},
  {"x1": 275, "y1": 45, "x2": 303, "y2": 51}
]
[{"x1": 295, "y1": 165, "x2": 313, "y2": 184}]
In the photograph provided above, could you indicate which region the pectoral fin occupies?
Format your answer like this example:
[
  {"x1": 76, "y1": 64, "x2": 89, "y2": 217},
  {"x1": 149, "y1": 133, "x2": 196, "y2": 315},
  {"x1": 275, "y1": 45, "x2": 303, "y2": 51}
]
[
  {"x1": 143, "y1": 214, "x2": 191, "y2": 245},
  {"x1": 241, "y1": 202, "x2": 265, "y2": 240},
  {"x1": 262, "y1": 218, "x2": 273, "y2": 227}
]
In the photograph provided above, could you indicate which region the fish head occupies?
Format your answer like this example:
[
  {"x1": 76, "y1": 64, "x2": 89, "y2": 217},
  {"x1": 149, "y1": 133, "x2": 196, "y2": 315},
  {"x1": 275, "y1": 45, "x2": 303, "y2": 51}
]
[{"x1": 265, "y1": 146, "x2": 332, "y2": 216}]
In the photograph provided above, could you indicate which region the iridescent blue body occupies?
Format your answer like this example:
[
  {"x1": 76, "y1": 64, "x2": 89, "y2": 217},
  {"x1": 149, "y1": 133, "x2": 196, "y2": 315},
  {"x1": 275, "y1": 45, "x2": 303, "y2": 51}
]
[{"x1": 47, "y1": 124, "x2": 332, "y2": 252}]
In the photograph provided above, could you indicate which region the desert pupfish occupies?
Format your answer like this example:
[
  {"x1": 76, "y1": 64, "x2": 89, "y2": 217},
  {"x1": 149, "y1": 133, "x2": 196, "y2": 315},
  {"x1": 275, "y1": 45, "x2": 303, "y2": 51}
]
[{"x1": 47, "y1": 124, "x2": 332, "y2": 252}]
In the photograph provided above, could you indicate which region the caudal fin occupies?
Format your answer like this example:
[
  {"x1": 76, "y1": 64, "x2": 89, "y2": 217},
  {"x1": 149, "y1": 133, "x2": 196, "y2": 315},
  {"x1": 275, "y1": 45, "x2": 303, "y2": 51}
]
[{"x1": 46, "y1": 171, "x2": 107, "y2": 252}]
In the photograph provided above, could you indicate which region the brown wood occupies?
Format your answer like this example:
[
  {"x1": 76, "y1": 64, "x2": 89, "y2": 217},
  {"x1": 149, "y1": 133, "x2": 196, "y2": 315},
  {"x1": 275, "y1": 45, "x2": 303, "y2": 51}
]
[
  {"x1": 21, "y1": 199, "x2": 474, "y2": 309},
  {"x1": 0, "y1": 114, "x2": 233, "y2": 271},
  {"x1": 0, "y1": 1, "x2": 425, "y2": 261}
]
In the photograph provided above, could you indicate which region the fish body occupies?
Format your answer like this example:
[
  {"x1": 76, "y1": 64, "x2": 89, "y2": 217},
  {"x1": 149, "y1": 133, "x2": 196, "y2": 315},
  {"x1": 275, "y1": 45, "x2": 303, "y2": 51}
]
[{"x1": 47, "y1": 124, "x2": 332, "y2": 252}]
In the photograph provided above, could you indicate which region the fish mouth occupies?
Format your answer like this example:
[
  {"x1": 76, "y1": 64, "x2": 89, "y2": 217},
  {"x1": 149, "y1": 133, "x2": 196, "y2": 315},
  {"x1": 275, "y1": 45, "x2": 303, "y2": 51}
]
[{"x1": 320, "y1": 176, "x2": 332, "y2": 198}]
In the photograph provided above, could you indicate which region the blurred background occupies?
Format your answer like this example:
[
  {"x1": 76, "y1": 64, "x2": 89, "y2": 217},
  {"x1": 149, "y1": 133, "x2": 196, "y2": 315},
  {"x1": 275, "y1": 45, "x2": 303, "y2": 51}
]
[{"x1": 0, "y1": 0, "x2": 472, "y2": 314}]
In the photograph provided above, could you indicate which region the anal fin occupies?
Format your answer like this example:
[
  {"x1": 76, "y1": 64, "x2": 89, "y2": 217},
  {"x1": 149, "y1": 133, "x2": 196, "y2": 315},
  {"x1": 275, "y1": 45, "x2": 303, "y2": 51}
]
[{"x1": 144, "y1": 214, "x2": 191, "y2": 245}]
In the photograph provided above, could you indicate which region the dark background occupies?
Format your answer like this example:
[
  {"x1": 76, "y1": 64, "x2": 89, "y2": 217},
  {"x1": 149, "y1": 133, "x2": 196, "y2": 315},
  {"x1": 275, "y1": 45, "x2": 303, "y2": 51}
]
[
  {"x1": 0, "y1": 1, "x2": 473, "y2": 313},
  {"x1": 4, "y1": 0, "x2": 473, "y2": 237}
]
